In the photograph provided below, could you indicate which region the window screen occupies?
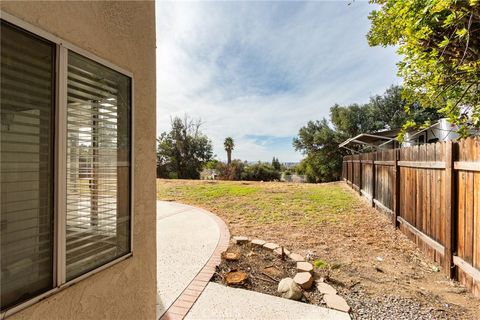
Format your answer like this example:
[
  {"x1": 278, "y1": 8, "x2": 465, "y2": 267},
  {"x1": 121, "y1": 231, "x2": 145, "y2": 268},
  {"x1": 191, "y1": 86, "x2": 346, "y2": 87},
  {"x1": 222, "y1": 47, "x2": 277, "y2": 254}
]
[
  {"x1": 66, "y1": 52, "x2": 131, "y2": 280},
  {"x1": 0, "y1": 21, "x2": 55, "y2": 310}
]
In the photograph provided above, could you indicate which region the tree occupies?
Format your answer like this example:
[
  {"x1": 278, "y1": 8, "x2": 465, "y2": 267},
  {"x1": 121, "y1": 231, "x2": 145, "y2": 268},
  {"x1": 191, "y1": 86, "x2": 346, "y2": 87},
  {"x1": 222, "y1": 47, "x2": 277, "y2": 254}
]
[
  {"x1": 224, "y1": 137, "x2": 234, "y2": 164},
  {"x1": 157, "y1": 115, "x2": 213, "y2": 179},
  {"x1": 241, "y1": 162, "x2": 281, "y2": 181},
  {"x1": 216, "y1": 159, "x2": 245, "y2": 180},
  {"x1": 293, "y1": 119, "x2": 347, "y2": 182},
  {"x1": 294, "y1": 85, "x2": 437, "y2": 182},
  {"x1": 271, "y1": 157, "x2": 281, "y2": 171},
  {"x1": 368, "y1": 0, "x2": 480, "y2": 135}
]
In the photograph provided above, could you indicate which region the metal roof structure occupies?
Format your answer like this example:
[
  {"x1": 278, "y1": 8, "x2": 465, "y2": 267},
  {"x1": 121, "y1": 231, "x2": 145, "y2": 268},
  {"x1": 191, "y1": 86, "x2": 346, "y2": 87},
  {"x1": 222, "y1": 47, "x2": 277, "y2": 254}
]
[
  {"x1": 339, "y1": 131, "x2": 398, "y2": 154},
  {"x1": 339, "y1": 123, "x2": 443, "y2": 154}
]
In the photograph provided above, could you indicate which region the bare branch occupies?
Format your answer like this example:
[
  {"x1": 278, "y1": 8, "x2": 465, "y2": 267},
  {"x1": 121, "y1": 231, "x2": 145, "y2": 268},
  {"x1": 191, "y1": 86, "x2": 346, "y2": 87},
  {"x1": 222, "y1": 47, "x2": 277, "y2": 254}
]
[{"x1": 459, "y1": 13, "x2": 473, "y2": 66}]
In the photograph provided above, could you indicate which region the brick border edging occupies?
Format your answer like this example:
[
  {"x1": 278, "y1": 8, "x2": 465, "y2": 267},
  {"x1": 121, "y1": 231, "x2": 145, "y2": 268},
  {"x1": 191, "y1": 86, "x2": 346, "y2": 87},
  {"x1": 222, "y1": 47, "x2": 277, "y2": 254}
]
[{"x1": 160, "y1": 208, "x2": 230, "y2": 320}]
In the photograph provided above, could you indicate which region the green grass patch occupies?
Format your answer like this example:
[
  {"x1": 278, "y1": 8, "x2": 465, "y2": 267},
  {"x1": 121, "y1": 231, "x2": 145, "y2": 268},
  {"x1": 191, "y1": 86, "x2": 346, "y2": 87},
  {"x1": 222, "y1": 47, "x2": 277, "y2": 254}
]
[
  {"x1": 183, "y1": 183, "x2": 258, "y2": 200},
  {"x1": 157, "y1": 180, "x2": 359, "y2": 226}
]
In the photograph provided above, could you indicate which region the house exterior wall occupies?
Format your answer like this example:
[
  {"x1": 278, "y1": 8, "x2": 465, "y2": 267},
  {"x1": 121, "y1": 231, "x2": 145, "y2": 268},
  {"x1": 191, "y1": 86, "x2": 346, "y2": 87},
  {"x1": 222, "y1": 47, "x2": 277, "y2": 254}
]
[{"x1": 1, "y1": 1, "x2": 157, "y2": 319}]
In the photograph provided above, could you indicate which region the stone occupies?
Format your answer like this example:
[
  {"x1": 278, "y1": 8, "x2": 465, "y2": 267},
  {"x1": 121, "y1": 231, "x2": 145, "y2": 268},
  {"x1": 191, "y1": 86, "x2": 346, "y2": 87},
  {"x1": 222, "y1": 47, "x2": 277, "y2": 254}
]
[
  {"x1": 288, "y1": 252, "x2": 305, "y2": 262},
  {"x1": 277, "y1": 278, "x2": 303, "y2": 300},
  {"x1": 273, "y1": 247, "x2": 291, "y2": 257},
  {"x1": 232, "y1": 236, "x2": 249, "y2": 244},
  {"x1": 323, "y1": 294, "x2": 351, "y2": 313},
  {"x1": 263, "y1": 266, "x2": 283, "y2": 279},
  {"x1": 315, "y1": 277, "x2": 326, "y2": 284},
  {"x1": 296, "y1": 261, "x2": 313, "y2": 274},
  {"x1": 316, "y1": 282, "x2": 337, "y2": 295},
  {"x1": 263, "y1": 242, "x2": 279, "y2": 251},
  {"x1": 251, "y1": 239, "x2": 266, "y2": 247},
  {"x1": 293, "y1": 272, "x2": 313, "y2": 290}
]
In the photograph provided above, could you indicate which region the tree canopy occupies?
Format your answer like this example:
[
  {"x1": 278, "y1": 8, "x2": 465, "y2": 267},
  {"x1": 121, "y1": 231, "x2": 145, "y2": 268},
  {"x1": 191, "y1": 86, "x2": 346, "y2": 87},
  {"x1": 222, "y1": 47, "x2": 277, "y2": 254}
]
[
  {"x1": 157, "y1": 116, "x2": 213, "y2": 179},
  {"x1": 294, "y1": 85, "x2": 439, "y2": 182},
  {"x1": 294, "y1": 119, "x2": 345, "y2": 183},
  {"x1": 368, "y1": 0, "x2": 480, "y2": 135},
  {"x1": 271, "y1": 157, "x2": 281, "y2": 171}
]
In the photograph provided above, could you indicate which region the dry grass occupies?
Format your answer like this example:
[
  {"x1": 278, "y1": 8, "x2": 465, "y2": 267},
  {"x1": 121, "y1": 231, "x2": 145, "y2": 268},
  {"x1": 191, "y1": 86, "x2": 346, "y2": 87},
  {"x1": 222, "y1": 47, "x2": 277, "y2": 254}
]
[{"x1": 157, "y1": 179, "x2": 480, "y2": 319}]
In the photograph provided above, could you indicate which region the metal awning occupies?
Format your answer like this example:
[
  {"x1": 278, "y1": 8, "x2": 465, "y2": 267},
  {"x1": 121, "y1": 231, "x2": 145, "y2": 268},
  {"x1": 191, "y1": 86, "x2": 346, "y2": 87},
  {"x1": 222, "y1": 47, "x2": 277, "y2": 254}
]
[{"x1": 339, "y1": 130, "x2": 399, "y2": 154}]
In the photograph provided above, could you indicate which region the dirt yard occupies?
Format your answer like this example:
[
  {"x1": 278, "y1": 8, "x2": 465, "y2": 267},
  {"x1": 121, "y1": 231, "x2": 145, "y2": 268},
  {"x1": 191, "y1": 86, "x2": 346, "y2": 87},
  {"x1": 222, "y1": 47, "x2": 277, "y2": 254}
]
[{"x1": 157, "y1": 179, "x2": 480, "y2": 319}]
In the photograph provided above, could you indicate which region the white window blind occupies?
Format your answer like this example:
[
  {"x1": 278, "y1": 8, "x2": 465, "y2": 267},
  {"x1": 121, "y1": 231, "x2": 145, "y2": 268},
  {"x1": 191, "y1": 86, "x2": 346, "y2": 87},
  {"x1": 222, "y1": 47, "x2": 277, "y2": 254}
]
[
  {"x1": 66, "y1": 52, "x2": 131, "y2": 280},
  {"x1": 0, "y1": 21, "x2": 55, "y2": 310}
]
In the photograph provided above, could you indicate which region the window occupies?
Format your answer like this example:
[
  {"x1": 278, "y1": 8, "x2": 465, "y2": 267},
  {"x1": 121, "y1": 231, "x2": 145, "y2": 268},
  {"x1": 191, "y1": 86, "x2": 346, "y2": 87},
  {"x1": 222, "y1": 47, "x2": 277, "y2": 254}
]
[
  {"x1": 66, "y1": 52, "x2": 131, "y2": 280},
  {"x1": 0, "y1": 20, "x2": 55, "y2": 311},
  {"x1": 0, "y1": 17, "x2": 132, "y2": 313}
]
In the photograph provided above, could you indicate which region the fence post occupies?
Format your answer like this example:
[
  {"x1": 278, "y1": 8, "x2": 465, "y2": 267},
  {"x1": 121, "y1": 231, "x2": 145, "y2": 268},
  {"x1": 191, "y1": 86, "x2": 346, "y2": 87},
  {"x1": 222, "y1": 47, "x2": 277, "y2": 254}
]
[
  {"x1": 444, "y1": 140, "x2": 455, "y2": 278},
  {"x1": 371, "y1": 153, "x2": 376, "y2": 207},
  {"x1": 358, "y1": 156, "x2": 362, "y2": 195},
  {"x1": 393, "y1": 149, "x2": 400, "y2": 227}
]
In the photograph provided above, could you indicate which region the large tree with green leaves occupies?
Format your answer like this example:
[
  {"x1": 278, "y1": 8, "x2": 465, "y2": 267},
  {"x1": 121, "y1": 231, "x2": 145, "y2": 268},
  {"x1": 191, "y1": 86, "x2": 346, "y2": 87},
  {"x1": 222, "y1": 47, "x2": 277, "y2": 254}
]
[
  {"x1": 294, "y1": 85, "x2": 439, "y2": 182},
  {"x1": 157, "y1": 115, "x2": 213, "y2": 179},
  {"x1": 293, "y1": 119, "x2": 346, "y2": 183},
  {"x1": 368, "y1": 0, "x2": 480, "y2": 135}
]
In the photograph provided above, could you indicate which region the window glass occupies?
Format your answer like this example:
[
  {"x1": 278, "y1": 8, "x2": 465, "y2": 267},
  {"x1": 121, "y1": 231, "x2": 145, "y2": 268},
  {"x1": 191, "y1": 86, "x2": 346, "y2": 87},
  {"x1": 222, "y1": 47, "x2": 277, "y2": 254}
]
[
  {"x1": 0, "y1": 21, "x2": 55, "y2": 310},
  {"x1": 66, "y1": 51, "x2": 131, "y2": 280}
]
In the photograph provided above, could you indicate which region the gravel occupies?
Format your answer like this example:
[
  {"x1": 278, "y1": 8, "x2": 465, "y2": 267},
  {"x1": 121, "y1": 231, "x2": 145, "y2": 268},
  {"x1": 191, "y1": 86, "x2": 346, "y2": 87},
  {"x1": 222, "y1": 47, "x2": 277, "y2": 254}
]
[{"x1": 343, "y1": 291, "x2": 461, "y2": 320}]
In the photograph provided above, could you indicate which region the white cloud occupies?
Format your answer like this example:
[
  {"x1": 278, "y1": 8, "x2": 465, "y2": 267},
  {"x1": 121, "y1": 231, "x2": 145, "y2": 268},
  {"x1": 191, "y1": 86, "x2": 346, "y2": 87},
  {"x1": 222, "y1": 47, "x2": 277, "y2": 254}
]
[{"x1": 156, "y1": 1, "x2": 401, "y2": 162}]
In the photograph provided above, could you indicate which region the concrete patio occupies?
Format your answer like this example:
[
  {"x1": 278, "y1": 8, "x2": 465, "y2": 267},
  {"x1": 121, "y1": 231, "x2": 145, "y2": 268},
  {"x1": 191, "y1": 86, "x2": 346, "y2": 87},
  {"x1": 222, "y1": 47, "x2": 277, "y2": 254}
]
[{"x1": 156, "y1": 200, "x2": 351, "y2": 320}]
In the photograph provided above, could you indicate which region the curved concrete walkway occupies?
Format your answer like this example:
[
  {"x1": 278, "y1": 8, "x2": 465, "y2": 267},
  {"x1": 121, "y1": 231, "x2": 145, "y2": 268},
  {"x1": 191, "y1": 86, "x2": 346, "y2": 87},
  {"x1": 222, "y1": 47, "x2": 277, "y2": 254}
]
[
  {"x1": 157, "y1": 201, "x2": 350, "y2": 320},
  {"x1": 157, "y1": 201, "x2": 227, "y2": 319}
]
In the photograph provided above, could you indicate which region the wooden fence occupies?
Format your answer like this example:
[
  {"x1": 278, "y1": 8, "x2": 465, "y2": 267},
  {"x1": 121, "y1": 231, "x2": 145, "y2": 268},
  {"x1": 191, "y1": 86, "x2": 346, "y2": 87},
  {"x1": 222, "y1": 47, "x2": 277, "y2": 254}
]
[{"x1": 342, "y1": 137, "x2": 480, "y2": 297}]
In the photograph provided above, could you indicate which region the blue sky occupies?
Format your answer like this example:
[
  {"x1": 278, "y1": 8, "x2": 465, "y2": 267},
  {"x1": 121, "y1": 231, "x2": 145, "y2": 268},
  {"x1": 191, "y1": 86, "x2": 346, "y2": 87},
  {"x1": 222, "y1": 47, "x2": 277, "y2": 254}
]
[{"x1": 156, "y1": 1, "x2": 401, "y2": 162}]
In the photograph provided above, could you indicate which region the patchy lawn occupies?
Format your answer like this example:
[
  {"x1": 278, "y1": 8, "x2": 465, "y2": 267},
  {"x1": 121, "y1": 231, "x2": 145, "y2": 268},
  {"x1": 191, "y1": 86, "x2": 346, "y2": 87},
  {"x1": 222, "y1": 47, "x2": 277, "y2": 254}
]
[
  {"x1": 157, "y1": 179, "x2": 480, "y2": 319},
  {"x1": 158, "y1": 180, "x2": 354, "y2": 225}
]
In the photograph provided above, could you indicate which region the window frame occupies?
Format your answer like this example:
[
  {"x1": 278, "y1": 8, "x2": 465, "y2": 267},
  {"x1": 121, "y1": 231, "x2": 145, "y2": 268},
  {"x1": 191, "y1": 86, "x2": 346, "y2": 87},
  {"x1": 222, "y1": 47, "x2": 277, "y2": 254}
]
[{"x1": 1, "y1": 11, "x2": 134, "y2": 318}]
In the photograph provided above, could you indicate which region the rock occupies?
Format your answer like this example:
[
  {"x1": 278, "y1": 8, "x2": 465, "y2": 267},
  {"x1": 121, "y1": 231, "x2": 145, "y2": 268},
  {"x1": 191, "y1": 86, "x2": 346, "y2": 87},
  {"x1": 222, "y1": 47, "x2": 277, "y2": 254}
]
[
  {"x1": 273, "y1": 247, "x2": 291, "y2": 258},
  {"x1": 306, "y1": 251, "x2": 316, "y2": 260},
  {"x1": 263, "y1": 242, "x2": 279, "y2": 251},
  {"x1": 263, "y1": 266, "x2": 283, "y2": 279},
  {"x1": 297, "y1": 261, "x2": 313, "y2": 274},
  {"x1": 288, "y1": 252, "x2": 305, "y2": 262},
  {"x1": 251, "y1": 239, "x2": 266, "y2": 247},
  {"x1": 277, "y1": 278, "x2": 303, "y2": 300},
  {"x1": 323, "y1": 294, "x2": 351, "y2": 313},
  {"x1": 375, "y1": 266, "x2": 384, "y2": 273},
  {"x1": 232, "y1": 236, "x2": 249, "y2": 244},
  {"x1": 293, "y1": 272, "x2": 314, "y2": 289},
  {"x1": 315, "y1": 277, "x2": 325, "y2": 284},
  {"x1": 316, "y1": 282, "x2": 337, "y2": 295}
]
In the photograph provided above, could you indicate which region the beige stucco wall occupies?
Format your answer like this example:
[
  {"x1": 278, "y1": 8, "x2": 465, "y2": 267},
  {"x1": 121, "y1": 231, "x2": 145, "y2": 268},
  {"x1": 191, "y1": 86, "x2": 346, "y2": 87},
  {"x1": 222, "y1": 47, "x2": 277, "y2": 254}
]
[{"x1": 1, "y1": 1, "x2": 157, "y2": 319}]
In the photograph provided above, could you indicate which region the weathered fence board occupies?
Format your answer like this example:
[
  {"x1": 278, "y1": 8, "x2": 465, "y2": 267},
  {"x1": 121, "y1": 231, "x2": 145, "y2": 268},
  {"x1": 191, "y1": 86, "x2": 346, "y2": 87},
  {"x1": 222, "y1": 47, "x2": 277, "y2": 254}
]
[
  {"x1": 342, "y1": 136, "x2": 480, "y2": 297},
  {"x1": 455, "y1": 137, "x2": 480, "y2": 296}
]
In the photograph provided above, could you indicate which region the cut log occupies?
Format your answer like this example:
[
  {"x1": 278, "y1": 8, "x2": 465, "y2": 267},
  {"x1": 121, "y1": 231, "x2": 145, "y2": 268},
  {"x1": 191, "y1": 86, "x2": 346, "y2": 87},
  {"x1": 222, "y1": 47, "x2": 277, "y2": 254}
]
[
  {"x1": 232, "y1": 236, "x2": 249, "y2": 244},
  {"x1": 297, "y1": 261, "x2": 314, "y2": 274},
  {"x1": 222, "y1": 251, "x2": 240, "y2": 261},
  {"x1": 293, "y1": 272, "x2": 313, "y2": 289},
  {"x1": 251, "y1": 239, "x2": 266, "y2": 247},
  {"x1": 225, "y1": 271, "x2": 248, "y2": 286},
  {"x1": 263, "y1": 243, "x2": 279, "y2": 251}
]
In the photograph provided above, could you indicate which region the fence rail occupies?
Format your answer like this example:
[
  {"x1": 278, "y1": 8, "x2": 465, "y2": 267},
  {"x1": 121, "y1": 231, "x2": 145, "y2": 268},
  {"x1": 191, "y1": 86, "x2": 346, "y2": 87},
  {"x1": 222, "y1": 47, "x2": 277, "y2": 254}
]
[{"x1": 342, "y1": 137, "x2": 480, "y2": 297}]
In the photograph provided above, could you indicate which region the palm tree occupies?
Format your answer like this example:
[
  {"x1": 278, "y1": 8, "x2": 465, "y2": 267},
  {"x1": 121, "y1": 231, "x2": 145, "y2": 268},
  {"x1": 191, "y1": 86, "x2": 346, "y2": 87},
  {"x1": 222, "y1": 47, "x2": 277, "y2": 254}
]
[{"x1": 224, "y1": 137, "x2": 234, "y2": 164}]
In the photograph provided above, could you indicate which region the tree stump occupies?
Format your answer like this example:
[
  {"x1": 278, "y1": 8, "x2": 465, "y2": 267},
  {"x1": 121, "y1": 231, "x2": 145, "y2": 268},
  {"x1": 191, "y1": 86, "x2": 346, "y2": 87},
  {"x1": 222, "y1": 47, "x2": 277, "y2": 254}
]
[{"x1": 225, "y1": 271, "x2": 248, "y2": 286}]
